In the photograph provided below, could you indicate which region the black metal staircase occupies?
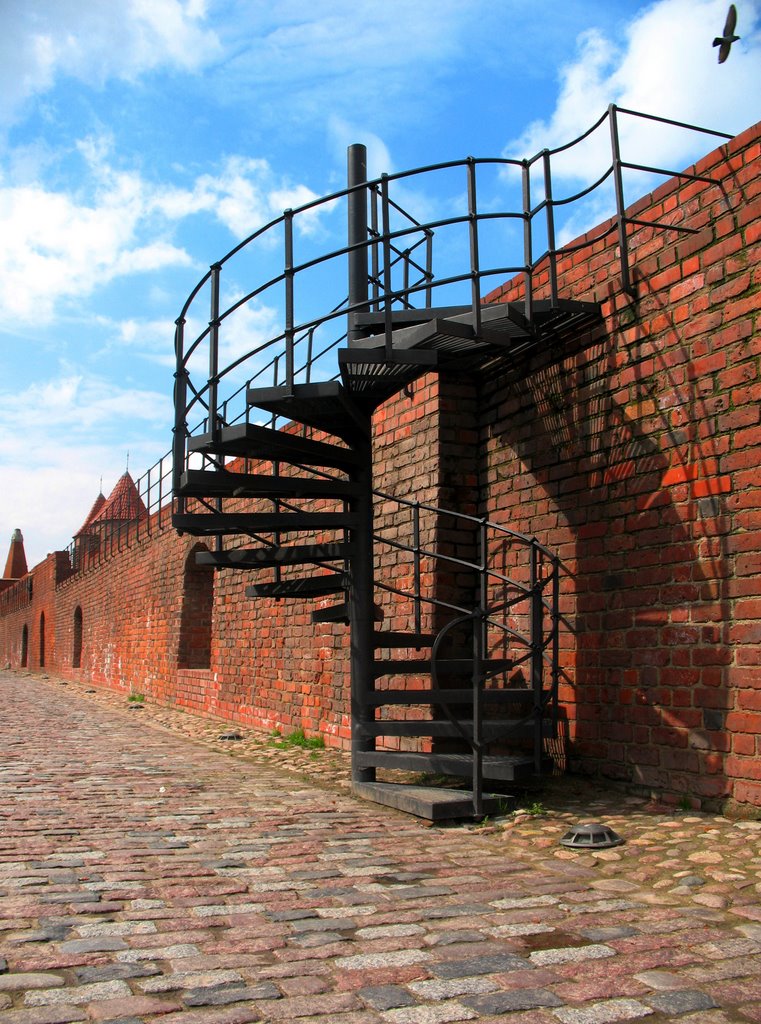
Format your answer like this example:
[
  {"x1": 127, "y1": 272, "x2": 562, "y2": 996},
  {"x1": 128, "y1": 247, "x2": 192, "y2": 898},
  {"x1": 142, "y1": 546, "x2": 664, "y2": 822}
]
[
  {"x1": 173, "y1": 369, "x2": 564, "y2": 819},
  {"x1": 170, "y1": 107, "x2": 730, "y2": 818},
  {"x1": 172, "y1": 319, "x2": 571, "y2": 819}
]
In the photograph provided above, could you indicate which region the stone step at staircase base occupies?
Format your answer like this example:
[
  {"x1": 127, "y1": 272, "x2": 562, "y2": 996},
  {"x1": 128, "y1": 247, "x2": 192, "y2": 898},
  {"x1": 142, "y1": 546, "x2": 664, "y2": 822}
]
[{"x1": 351, "y1": 781, "x2": 514, "y2": 821}]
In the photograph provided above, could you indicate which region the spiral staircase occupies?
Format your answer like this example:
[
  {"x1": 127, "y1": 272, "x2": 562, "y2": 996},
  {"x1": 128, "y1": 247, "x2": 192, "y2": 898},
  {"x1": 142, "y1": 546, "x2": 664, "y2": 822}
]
[
  {"x1": 171, "y1": 107, "x2": 725, "y2": 818},
  {"x1": 172, "y1": 338, "x2": 583, "y2": 819}
]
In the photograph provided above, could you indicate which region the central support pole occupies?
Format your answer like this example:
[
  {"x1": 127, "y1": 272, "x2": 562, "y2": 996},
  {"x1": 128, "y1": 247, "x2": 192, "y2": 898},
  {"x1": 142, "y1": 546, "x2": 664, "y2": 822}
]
[
  {"x1": 347, "y1": 145, "x2": 375, "y2": 783},
  {"x1": 347, "y1": 144, "x2": 368, "y2": 346},
  {"x1": 350, "y1": 428, "x2": 376, "y2": 783}
]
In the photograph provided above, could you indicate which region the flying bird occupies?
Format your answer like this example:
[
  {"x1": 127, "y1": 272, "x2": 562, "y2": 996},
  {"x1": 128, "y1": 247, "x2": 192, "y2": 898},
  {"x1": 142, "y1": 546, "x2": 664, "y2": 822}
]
[{"x1": 713, "y1": 4, "x2": 740, "y2": 63}]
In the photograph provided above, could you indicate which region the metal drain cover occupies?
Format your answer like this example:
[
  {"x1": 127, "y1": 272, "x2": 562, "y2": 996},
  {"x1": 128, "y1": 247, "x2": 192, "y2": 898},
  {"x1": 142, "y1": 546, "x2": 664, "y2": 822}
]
[{"x1": 559, "y1": 822, "x2": 624, "y2": 849}]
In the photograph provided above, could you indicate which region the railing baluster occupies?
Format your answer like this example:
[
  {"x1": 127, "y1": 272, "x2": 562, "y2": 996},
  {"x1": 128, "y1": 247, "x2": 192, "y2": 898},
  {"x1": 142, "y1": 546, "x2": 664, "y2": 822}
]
[
  {"x1": 479, "y1": 519, "x2": 488, "y2": 648},
  {"x1": 472, "y1": 607, "x2": 483, "y2": 818},
  {"x1": 347, "y1": 144, "x2": 368, "y2": 344},
  {"x1": 173, "y1": 317, "x2": 187, "y2": 514},
  {"x1": 551, "y1": 554, "x2": 560, "y2": 743},
  {"x1": 530, "y1": 542, "x2": 544, "y2": 775},
  {"x1": 425, "y1": 228, "x2": 433, "y2": 307},
  {"x1": 284, "y1": 210, "x2": 295, "y2": 390},
  {"x1": 145, "y1": 466, "x2": 151, "y2": 536},
  {"x1": 522, "y1": 161, "x2": 533, "y2": 322},
  {"x1": 413, "y1": 503, "x2": 421, "y2": 638},
  {"x1": 158, "y1": 456, "x2": 164, "y2": 530},
  {"x1": 381, "y1": 175, "x2": 393, "y2": 360},
  {"x1": 542, "y1": 150, "x2": 558, "y2": 307},
  {"x1": 208, "y1": 264, "x2": 221, "y2": 443},
  {"x1": 306, "y1": 328, "x2": 314, "y2": 384},
  {"x1": 370, "y1": 185, "x2": 380, "y2": 310},
  {"x1": 466, "y1": 158, "x2": 481, "y2": 334},
  {"x1": 609, "y1": 104, "x2": 633, "y2": 295}
]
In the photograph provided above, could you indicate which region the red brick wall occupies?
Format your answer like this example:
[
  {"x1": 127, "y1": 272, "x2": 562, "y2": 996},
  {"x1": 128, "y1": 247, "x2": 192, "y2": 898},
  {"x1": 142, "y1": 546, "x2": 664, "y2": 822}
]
[
  {"x1": 0, "y1": 379, "x2": 448, "y2": 747},
  {"x1": 480, "y1": 121, "x2": 759, "y2": 810},
  {"x1": 0, "y1": 552, "x2": 68, "y2": 671},
  {"x1": 0, "y1": 122, "x2": 758, "y2": 811}
]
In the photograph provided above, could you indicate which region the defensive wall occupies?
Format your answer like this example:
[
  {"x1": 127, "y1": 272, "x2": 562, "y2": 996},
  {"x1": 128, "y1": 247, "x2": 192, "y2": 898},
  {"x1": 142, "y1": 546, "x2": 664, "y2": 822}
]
[{"x1": 1, "y1": 121, "x2": 758, "y2": 811}]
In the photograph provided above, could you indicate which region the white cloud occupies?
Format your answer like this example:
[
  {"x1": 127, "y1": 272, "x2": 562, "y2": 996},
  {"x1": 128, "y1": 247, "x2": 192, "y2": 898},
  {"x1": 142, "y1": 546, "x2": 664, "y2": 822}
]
[
  {"x1": 116, "y1": 317, "x2": 178, "y2": 368},
  {"x1": 506, "y1": 0, "x2": 761, "y2": 182},
  {"x1": 497, "y1": 0, "x2": 761, "y2": 253},
  {"x1": 0, "y1": 176, "x2": 192, "y2": 323},
  {"x1": 189, "y1": 158, "x2": 323, "y2": 236},
  {"x1": 0, "y1": 142, "x2": 330, "y2": 327},
  {"x1": 0, "y1": 0, "x2": 222, "y2": 127},
  {"x1": 328, "y1": 117, "x2": 395, "y2": 180},
  {"x1": 0, "y1": 371, "x2": 172, "y2": 568}
]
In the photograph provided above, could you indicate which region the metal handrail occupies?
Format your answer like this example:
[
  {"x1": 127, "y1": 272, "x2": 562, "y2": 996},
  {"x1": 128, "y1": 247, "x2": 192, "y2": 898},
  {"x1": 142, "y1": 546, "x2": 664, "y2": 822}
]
[
  {"x1": 172, "y1": 104, "x2": 732, "y2": 490},
  {"x1": 372, "y1": 489, "x2": 561, "y2": 816},
  {"x1": 54, "y1": 106, "x2": 732, "y2": 582}
]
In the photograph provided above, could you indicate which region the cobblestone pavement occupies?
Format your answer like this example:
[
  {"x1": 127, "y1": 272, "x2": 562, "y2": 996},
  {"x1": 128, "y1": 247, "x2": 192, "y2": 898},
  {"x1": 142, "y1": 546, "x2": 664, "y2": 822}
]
[{"x1": 2, "y1": 670, "x2": 761, "y2": 1024}]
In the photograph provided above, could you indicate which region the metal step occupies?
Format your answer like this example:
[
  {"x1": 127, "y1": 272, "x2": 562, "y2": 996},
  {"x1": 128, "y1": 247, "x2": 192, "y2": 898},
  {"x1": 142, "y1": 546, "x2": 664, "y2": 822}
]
[
  {"x1": 355, "y1": 300, "x2": 601, "y2": 353},
  {"x1": 351, "y1": 781, "x2": 513, "y2": 822},
  {"x1": 312, "y1": 601, "x2": 385, "y2": 625},
  {"x1": 179, "y1": 470, "x2": 358, "y2": 501},
  {"x1": 246, "y1": 575, "x2": 348, "y2": 599},
  {"x1": 339, "y1": 348, "x2": 438, "y2": 400},
  {"x1": 312, "y1": 602, "x2": 350, "y2": 624},
  {"x1": 352, "y1": 305, "x2": 472, "y2": 331},
  {"x1": 373, "y1": 632, "x2": 436, "y2": 648},
  {"x1": 373, "y1": 657, "x2": 512, "y2": 678},
  {"x1": 367, "y1": 687, "x2": 543, "y2": 706},
  {"x1": 355, "y1": 750, "x2": 545, "y2": 782},
  {"x1": 246, "y1": 382, "x2": 369, "y2": 441},
  {"x1": 188, "y1": 423, "x2": 360, "y2": 471},
  {"x1": 173, "y1": 511, "x2": 356, "y2": 537},
  {"x1": 365, "y1": 719, "x2": 548, "y2": 740},
  {"x1": 197, "y1": 542, "x2": 351, "y2": 570}
]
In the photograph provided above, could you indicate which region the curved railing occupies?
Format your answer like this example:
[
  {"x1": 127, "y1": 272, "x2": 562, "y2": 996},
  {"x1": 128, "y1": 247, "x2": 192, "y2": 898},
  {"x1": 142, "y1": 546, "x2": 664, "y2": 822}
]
[
  {"x1": 55, "y1": 106, "x2": 731, "y2": 581},
  {"x1": 173, "y1": 104, "x2": 732, "y2": 487},
  {"x1": 371, "y1": 489, "x2": 561, "y2": 814}
]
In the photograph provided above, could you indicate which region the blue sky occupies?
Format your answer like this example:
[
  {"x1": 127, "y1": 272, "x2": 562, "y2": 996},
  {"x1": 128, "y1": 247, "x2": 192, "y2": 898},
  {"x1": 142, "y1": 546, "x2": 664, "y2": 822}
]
[{"x1": 1, "y1": 0, "x2": 759, "y2": 569}]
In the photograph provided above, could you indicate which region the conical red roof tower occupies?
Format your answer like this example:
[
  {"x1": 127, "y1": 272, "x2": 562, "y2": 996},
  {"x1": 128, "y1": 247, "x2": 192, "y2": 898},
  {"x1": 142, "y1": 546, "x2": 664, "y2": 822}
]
[
  {"x1": 74, "y1": 491, "x2": 107, "y2": 538},
  {"x1": 93, "y1": 472, "x2": 147, "y2": 524},
  {"x1": 3, "y1": 528, "x2": 28, "y2": 580}
]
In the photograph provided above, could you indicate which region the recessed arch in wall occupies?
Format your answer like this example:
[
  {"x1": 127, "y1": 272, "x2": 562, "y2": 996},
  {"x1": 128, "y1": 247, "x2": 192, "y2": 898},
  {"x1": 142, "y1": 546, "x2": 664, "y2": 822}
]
[
  {"x1": 21, "y1": 624, "x2": 28, "y2": 667},
  {"x1": 73, "y1": 606, "x2": 83, "y2": 668},
  {"x1": 39, "y1": 611, "x2": 45, "y2": 668},
  {"x1": 177, "y1": 543, "x2": 214, "y2": 669}
]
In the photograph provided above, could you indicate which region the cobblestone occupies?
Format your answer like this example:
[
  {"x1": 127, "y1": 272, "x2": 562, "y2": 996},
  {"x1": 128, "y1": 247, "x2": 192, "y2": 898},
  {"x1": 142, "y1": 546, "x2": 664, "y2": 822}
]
[
  {"x1": 3, "y1": 670, "x2": 761, "y2": 1023},
  {"x1": 645, "y1": 989, "x2": 718, "y2": 1013}
]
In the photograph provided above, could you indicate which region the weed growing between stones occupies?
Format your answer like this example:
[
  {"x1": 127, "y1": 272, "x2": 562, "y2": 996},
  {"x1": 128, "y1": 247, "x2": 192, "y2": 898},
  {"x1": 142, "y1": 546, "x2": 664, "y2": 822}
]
[{"x1": 268, "y1": 727, "x2": 325, "y2": 750}]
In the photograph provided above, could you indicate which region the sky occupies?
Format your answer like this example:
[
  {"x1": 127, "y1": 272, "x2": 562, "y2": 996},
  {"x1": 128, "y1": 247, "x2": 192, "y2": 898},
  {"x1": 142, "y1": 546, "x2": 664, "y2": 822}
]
[{"x1": 1, "y1": 0, "x2": 759, "y2": 569}]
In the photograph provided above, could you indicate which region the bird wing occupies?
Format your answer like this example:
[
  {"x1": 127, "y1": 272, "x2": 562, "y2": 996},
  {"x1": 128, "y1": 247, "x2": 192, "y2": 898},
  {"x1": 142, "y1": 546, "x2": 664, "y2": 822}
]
[
  {"x1": 724, "y1": 4, "x2": 737, "y2": 36},
  {"x1": 718, "y1": 41, "x2": 731, "y2": 62}
]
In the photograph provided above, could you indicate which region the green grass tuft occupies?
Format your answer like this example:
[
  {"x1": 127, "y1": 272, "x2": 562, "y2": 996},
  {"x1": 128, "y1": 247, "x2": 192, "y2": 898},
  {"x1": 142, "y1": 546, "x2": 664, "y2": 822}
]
[{"x1": 268, "y1": 727, "x2": 324, "y2": 750}]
